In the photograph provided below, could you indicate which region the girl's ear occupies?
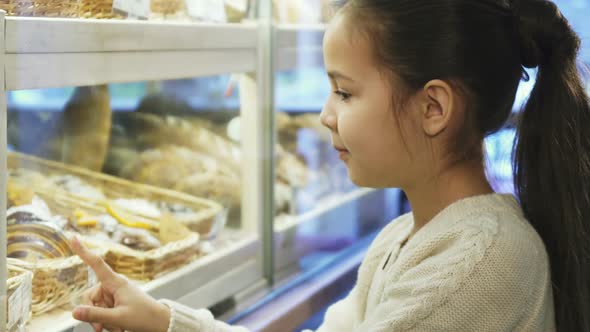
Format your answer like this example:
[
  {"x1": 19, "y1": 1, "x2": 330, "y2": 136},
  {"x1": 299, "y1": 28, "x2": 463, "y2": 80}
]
[{"x1": 420, "y1": 79, "x2": 455, "y2": 137}]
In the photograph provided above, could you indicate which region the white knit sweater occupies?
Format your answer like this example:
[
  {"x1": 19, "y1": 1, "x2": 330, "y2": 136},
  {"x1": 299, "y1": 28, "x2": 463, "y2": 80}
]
[{"x1": 160, "y1": 193, "x2": 555, "y2": 331}]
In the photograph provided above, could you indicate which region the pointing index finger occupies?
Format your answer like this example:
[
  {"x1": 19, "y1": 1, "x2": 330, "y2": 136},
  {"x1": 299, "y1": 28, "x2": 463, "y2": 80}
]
[{"x1": 71, "y1": 237, "x2": 116, "y2": 284}]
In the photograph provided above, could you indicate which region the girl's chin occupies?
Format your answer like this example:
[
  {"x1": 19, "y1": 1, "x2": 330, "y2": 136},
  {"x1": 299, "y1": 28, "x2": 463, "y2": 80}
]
[{"x1": 346, "y1": 166, "x2": 397, "y2": 189}]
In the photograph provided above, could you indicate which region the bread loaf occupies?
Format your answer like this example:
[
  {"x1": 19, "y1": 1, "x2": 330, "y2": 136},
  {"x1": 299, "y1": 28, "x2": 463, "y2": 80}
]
[{"x1": 62, "y1": 85, "x2": 112, "y2": 172}]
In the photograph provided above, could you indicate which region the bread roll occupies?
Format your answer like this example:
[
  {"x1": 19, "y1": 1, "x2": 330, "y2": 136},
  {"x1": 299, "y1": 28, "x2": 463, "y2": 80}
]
[{"x1": 62, "y1": 84, "x2": 112, "y2": 172}]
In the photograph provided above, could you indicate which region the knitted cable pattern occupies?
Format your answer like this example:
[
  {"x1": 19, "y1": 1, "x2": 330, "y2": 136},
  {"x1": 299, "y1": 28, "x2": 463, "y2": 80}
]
[{"x1": 377, "y1": 212, "x2": 499, "y2": 332}]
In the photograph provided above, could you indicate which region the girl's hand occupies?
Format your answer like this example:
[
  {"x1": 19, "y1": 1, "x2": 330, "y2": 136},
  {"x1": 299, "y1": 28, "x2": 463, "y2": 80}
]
[{"x1": 71, "y1": 238, "x2": 171, "y2": 332}]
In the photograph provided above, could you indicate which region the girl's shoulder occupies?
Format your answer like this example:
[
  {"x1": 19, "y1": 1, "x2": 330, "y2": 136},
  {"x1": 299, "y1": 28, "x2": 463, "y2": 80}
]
[
  {"x1": 377, "y1": 199, "x2": 553, "y2": 331},
  {"x1": 367, "y1": 212, "x2": 414, "y2": 253}
]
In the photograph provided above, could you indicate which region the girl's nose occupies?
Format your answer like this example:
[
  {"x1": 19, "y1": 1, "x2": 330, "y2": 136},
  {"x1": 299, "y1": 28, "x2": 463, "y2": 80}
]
[{"x1": 320, "y1": 106, "x2": 337, "y2": 132}]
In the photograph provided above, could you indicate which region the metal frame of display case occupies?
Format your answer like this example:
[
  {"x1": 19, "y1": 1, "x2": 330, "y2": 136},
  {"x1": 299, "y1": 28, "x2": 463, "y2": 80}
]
[{"x1": 0, "y1": 13, "x2": 266, "y2": 332}]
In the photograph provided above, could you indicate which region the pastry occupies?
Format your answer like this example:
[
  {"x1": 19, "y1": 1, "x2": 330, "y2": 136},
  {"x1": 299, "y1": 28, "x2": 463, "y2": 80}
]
[
  {"x1": 71, "y1": 197, "x2": 197, "y2": 251},
  {"x1": 7, "y1": 196, "x2": 69, "y2": 230},
  {"x1": 33, "y1": 0, "x2": 78, "y2": 17},
  {"x1": 78, "y1": 0, "x2": 121, "y2": 19},
  {"x1": 123, "y1": 145, "x2": 241, "y2": 206},
  {"x1": 128, "y1": 112, "x2": 242, "y2": 173},
  {"x1": 276, "y1": 145, "x2": 309, "y2": 188},
  {"x1": 275, "y1": 181, "x2": 293, "y2": 214},
  {"x1": 225, "y1": 0, "x2": 249, "y2": 23},
  {"x1": 272, "y1": 0, "x2": 319, "y2": 23},
  {"x1": 150, "y1": 0, "x2": 182, "y2": 16},
  {"x1": 7, "y1": 180, "x2": 35, "y2": 208},
  {"x1": 48, "y1": 174, "x2": 106, "y2": 201},
  {"x1": 70, "y1": 208, "x2": 162, "y2": 252},
  {"x1": 111, "y1": 225, "x2": 161, "y2": 251},
  {"x1": 8, "y1": 168, "x2": 49, "y2": 189},
  {"x1": 61, "y1": 84, "x2": 112, "y2": 172},
  {"x1": 14, "y1": 1, "x2": 34, "y2": 16},
  {"x1": 0, "y1": 1, "x2": 17, "y2": 15},
  {"x1": 7, "y1": 222, "x2": 73, "y2": 262},
  {"x1": 103, "y1": 146, "x2": 140, "y2": 177}
]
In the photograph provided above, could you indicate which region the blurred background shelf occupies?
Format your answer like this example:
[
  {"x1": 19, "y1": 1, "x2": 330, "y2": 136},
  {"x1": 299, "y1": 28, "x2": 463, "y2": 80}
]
[{"x1": 275, "y1": 24, "x2": 325, "y2": 72}]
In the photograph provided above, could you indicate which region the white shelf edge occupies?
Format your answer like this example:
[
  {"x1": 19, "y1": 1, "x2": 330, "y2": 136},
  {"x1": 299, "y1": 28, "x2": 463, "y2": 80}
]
[
  {"x1": 273, "y1": 188, "x2": 379, "y2": 272},
  {"x1": 4, "y1": 17, "x2": 259, "y2": 90},
  {"x1": 6, "y1": 49, "x2": 256, "y2": 90},
  {"x1": 276, "y1": 23, "x2": 326, "y2": 36},
  {"x1": 144, "y1": 234, "x2": 259, "y2": 299},
  {"x1": 276, "y1": 188, "x2": 377, "y2": 233},
  {"x1": 26, "y1": 233, "x2": 259, "y2": 332},
  {"x1": 6, "y1": 18, "x2": 258, "y2": 53},
  {"x1": 176, "y1": 260, "x2": 261, "y2": 309}
]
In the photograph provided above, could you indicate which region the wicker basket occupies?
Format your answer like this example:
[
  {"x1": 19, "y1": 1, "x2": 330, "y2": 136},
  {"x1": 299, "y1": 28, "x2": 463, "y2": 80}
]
[
  {"x1": 1, "y1": 0, "x2": 123, "y2": 18},
  {"x1": 31, "y1": 191, "x2": 202, "y2": 280},
  {"x1": 82, "y1": 232, "x2": 200, "y2": 280},
  {"x1": 78, "y1": 0, "x2": 120, "y2": 19},
  {"x1": 10, "y1": 0, "x2": 33, "y2": 16},
  {"x1": 0, "y1": 1, "x2": 17, "y2": 15},
  {"x1": 7, "y1": 187, "x2": 201, "y2": 284},
  {"x1": 9, "y1": 152, "x2": 224, "y2": 236},
  {"x1": 33, "y1": 0, "x2": 78, "y2": 17},
  {"x1": 8, "y1": 245, "x2": 103, "y2": 315},
  {"x1": 150, "y1": 0, "x2": 182, "y2": 16},
  {"x1": 7, "y1": 261, "x2": 33, "y2": 332}
]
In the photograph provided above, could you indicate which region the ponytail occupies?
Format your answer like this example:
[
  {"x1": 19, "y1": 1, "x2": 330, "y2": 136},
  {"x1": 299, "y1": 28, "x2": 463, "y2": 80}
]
[{"x1": 513, "y1": 1, "x2": 590, "y2": 331}]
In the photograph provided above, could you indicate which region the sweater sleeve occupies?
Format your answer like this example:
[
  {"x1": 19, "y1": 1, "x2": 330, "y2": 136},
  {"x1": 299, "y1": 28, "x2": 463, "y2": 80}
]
[
  {"x1": 353, "y1": 215, "x2": 553, "y2": 332},
  {"x1": 159, "y1": 299, "x2": 250, "y2": 332},
  {"x1": 309, "y1": 215, "x2": 413, "y2": 332},
  {"x1": 310, "y1": 287, "x2": 357, "y2": 332}
]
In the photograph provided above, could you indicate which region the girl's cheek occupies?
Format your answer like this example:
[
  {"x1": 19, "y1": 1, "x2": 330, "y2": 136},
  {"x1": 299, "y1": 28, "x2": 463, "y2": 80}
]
[{"x1": 337, "y1": 114, "x2": 357, "y2": 145}]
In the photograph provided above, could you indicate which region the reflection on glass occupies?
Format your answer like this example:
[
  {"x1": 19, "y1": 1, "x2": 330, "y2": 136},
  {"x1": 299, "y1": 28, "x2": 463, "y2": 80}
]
[
  {"x1": 6, "y1": 76, "x2": 249, "y2": 321},
  {"x1": 273, "y1": 60, "x2": 398, "y2": 279}
]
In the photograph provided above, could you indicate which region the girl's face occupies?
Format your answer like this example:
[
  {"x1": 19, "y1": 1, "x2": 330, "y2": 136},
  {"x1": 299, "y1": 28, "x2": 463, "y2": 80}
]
[{"x1": 320, "y1": 14, "x2": 427, "y2": 188}]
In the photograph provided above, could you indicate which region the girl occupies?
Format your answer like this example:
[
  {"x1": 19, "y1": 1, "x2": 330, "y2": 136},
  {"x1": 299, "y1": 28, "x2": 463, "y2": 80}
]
[{"x1": 71, "y1": 0, "x2": 590, "y2": 331}]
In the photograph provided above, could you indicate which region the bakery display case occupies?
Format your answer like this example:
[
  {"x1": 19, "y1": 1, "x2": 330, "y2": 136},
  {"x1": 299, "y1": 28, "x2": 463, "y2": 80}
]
[
  {"x1": 3, "y1": 1, "x2": 584, "y2": 331},
  {"x1": 7, "y1": 76, "x2": 263, "y2": 332},
  {"x1": 7, "y1": 70, "x2": 276, "y2": 330},
  {"x1": 0, "y1": 5, "x2": 265, "y2": 330},
  {"x1": 0, "y1": 1, "x2": 419, "y2": 331}
]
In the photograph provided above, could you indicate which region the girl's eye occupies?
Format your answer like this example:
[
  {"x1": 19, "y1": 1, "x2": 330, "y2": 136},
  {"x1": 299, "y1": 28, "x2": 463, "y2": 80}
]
[{"x1": 334, "y1": 90, "x2": 352, "y2": 101}]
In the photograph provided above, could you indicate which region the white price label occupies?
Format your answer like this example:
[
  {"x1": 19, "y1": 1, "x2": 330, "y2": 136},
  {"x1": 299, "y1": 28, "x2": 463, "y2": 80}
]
[
  {"x1": 8, "y1": 272, "x2": 32, "y2": 330},
  {"x1": 185, "y1": 0, "x2": 227, "y2": 22},
  {"x1": 87, "y1": 265, "x2": 98, "y2": 288},
  {"x1": 113, "y1": 0, "x2": 151, "y2": 18},
  {"x1": 8, "y1": 289, "x2": 20, "y2": 328},
  {"x1": 20, "y1": 273, "x2": 32, "y2": 329}
]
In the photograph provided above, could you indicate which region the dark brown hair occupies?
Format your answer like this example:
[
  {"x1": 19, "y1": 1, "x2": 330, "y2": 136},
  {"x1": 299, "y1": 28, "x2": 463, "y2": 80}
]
[{"x1": 337, "y1": 0, "x2": 590, "y2": 330}]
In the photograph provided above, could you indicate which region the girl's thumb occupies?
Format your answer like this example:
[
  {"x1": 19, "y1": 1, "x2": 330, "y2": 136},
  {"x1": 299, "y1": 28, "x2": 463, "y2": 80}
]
[{"x1": 73, "y1": 305, "x2": 122, "y2": 327}]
